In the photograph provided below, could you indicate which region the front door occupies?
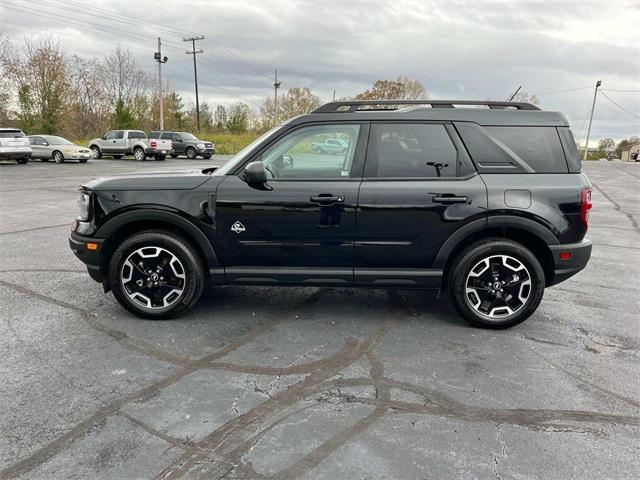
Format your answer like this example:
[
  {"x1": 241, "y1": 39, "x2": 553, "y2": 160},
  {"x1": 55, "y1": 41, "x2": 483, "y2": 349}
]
[
  {"x1": 102, "y1": 130, "x2": 124, "y2": 153},
  {"x1": 215, "y1": 122, "x2": 369, "y2": 285},
  {"x1": 355, "y1": 122, "x2": 487, "y2": 287}
]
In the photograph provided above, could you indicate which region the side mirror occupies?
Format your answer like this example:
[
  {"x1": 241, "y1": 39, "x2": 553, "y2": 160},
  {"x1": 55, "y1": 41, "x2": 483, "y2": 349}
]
[
  {"x1": 101, "y1": 134, "x2": 106, "y2": 140},
  {"x1": 243, "y1": 161, "x2": 271, "y2": 190}
]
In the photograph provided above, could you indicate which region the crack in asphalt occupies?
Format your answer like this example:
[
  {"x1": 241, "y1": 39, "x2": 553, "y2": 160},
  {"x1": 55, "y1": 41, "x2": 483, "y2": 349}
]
[{"x1": 591, "y1": 183, "x2": 640, "y2": 234}]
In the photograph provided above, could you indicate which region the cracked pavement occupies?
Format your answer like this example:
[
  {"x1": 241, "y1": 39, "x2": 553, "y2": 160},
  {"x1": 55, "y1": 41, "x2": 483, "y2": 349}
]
[{"x1": 1, "y1": 158, "x2": 639, "y2": 479}]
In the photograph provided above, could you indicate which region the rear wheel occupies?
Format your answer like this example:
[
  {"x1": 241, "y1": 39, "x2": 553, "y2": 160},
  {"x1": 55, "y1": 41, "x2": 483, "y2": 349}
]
[
  {"x1": 170, "y1": 153, "x2": 179, "y2": 158},
  {"x1": 186, "y1": 147, "x2": 197, "y2": 159},
  {"x1": 133, "y1": 147, "x2": 145, "y2": 161},
  {"x1": 202, "y1": 153, "x2": 212, "y2": 160},
  {"x1": 113, "y1": 155, "x2": 123, "y2": 159},
  {"x1": 16, "y1": 157, "x2": 29, "y2": 164},
  {"x1": 53, "y1": 151, "x2": 64, "y2": 163},
  {"x1": 448, "y1": 239, "x2": 545, "y2": 329},
  {"x1": 108, "y1": 231, "x2": 204, "y2": 319}
]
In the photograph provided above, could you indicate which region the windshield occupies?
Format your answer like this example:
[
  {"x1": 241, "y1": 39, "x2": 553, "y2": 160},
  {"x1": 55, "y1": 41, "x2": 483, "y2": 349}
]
[
  {"x1": 46, "y1": 136, "x2": 72, "y2": 145},
  {"x1": 212, "y1": 126, "x2": 281, "y2": 176},
  {"x1": 178, "y1": 132, "x2": 198, "y2": 141}
]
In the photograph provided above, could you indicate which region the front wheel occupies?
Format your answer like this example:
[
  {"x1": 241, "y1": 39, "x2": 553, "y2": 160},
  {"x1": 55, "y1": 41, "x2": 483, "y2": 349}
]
[
  {"x1": 90, "y1": 146, "x2": 101, "y2": 159},
  {"x1": 53, "y1": 151, "x2": 64, "y2": 163},
  {"x1": 186, "y1": 147, "x2": 197, "y2": 159},
  {"x1": 202, "y1": 153, "x2": 212, "y2": 160},
  {"x1": 448, "y1": 239, "x2": 545, "y2": 329},
  {"x1": 108, "y1": 231, "x2": 204, "y2": 319}
]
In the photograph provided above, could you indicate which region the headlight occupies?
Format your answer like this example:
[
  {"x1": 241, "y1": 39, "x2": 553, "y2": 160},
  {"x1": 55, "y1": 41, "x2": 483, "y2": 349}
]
[
  {"x1": 197, "y1": 143, "x2": 205, "y2": 149},
  {"x1": 77, "y1": 191, "x2": 91, "y2": 221}
]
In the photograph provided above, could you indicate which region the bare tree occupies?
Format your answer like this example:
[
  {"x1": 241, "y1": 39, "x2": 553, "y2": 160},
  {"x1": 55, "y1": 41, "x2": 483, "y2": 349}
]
[
  {"x1": 354, "y1": 76, "x2": 428, "y2": 101},
  {"x1": 67, "y1": 56, "x2": 110, "y2": 137},
  {"x1": 100, "y1": 47, "x2": 151, "y2": 108}
]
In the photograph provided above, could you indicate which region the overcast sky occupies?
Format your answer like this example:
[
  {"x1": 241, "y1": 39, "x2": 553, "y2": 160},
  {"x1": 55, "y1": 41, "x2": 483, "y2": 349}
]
[{"x1": 1, "y1": 0, "x2": 639, "y2": 142}]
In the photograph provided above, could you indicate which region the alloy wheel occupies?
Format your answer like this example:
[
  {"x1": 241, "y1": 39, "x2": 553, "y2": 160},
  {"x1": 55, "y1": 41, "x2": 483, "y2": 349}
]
[
  {"x1": 121, "y1": 246, "x2": 186, "y2": 309},
  {"x1": 464, "y1": 254, "x2": 532, "y2": 319}
]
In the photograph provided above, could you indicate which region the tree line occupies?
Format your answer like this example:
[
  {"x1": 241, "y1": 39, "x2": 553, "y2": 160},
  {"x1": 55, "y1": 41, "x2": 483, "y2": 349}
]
[{"x1": 0, "y1": 35, "x2": 435, "y2": 141}]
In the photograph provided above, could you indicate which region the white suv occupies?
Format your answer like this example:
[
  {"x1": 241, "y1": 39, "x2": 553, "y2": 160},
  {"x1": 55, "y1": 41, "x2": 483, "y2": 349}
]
[{"x1": 0, "y1": 128, "x2": 32, "y2": 164}]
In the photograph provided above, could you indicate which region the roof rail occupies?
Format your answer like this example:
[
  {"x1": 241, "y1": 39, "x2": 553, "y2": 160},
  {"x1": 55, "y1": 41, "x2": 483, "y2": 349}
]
[{"x1": 312, "y1": 100, "x2": 541, "y2": 113}]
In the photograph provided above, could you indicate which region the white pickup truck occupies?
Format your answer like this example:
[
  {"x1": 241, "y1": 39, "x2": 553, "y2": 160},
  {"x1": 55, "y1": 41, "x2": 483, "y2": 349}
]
[
  {"x1": 88, "y1": 130, "x2": 172, "y2": 161},
  {"x1": 0, "y1": 128, "x2": 32, "y2": 164}
]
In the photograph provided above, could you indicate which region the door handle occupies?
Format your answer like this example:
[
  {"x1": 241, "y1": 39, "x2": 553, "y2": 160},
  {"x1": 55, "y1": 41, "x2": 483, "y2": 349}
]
[
  {"x1": 310, "y1": 195, "x2": 345, "y2": 204},
  {"x1": 432, "y1": 194, "x2": 468, "y2": 204}
]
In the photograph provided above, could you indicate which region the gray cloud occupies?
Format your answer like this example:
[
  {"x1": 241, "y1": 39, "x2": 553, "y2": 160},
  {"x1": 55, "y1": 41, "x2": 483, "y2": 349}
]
[{"x1": 1, "y1": 0, "x2": 638, "y2": 141}]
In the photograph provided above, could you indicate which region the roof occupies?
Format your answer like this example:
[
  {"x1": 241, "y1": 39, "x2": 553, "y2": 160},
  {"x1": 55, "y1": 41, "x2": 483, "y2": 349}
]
[{"x1": 297, "y1": 100, "x2": 568, "y2": 127}]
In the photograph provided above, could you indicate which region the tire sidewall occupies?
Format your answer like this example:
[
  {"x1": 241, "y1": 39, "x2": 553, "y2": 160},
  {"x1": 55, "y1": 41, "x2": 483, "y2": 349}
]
[
  {"x1": 108, "y1": 231, "x2": 204, "y2": 319},
  {"x1": 449, "y1": 240, "x2": 545, "y2": 329},
  {"x1": 133, "y1": 148, "x2": 145, "y2": 161},
  {"x1": 186, "y1": 148, "x2": 196, "y2": 159}
]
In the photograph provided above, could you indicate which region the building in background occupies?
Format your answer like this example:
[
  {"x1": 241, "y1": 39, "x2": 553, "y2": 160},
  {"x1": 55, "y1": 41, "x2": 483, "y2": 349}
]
[{"x1": 621, "y1": 143, "x2": 640, "y2": 161}]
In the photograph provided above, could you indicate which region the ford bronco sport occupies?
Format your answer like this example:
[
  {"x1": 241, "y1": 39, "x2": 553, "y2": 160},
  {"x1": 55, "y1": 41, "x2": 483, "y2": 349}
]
[{"x1": 69, "y1": 100, "x2": 592, "y2": 328}]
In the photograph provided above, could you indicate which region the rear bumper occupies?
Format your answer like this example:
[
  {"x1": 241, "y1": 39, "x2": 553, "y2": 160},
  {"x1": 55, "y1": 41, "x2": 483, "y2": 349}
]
[
  {"x1": 548, "y1": 239, "x2": 592, "y2": 286},
  {"x1": 0, "y1": 150, "x2": 31, "y2": 159},
  {"x1": 69, "y1": 231, "x2": 105, "y2": 282}
]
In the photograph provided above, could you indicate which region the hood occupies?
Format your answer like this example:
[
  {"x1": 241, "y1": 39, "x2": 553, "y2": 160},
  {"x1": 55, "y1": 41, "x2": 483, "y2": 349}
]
[{"x1": 83, "y1": 169, "x2": 212, "y2": 191}]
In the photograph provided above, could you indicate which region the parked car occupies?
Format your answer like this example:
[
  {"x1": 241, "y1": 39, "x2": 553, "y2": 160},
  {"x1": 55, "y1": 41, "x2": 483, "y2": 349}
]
[
  {"x1": 28, "y1": 135, "x2": 91, "y2": 163},
  {"x1": 0, "y1": 128, "x2": 31, "y2": 164},
  {"x1": 88, "y1": 130, "x2": 171, "y2": 161},
  {"x1": 149, "y1": 131, "x2": 215, "y2": 159},
  {"x1": 69, "y1": 99, "x2": 592, "y2": 329},
  {"x1": 312, "y1": 138, "x2": 348, "y2": 154}
]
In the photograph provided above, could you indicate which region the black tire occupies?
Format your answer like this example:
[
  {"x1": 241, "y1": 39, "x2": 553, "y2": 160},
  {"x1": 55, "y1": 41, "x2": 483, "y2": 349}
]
[
  {"x1": 154, "y1": 154, "x2": 166, "y2": 161},
  {"x1": 53, "y1": 151, "x2": 64, "y2": 163},
  {"x1": 133, "y1": 147, "x2": 145, "y2": 161},
  {"x1": 113, "y1": 155, "x2": 123, "y2": 159},
  {"x1": 170, "y1": 153, "x2": 179, "y2": 158},
  {"x1": 186, "y1": 147, "x2": 197, "y2": 160},
  {"x1": 16, "y1": 157, "x2": 29, "y2": 164},
  {"x1": 448, "y1": 239, "x2": 545, "y2": 329},
  {"x1": 90, "y1": 146, "x2": 101, "y2": 159},
  {"x1": 79, "y1": 158, "x2": 88, "y2": 163},
  {"x1": 202, "y1": 153, "x2": 212, "y2": 160},
  {"x1": 108, "y1": 230, "x2": 204, "y2": 319}
]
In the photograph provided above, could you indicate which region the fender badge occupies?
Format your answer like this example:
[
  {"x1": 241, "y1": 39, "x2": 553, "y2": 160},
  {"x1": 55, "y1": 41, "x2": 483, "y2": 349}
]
[{"x1": 231, "y1": 221, "x2": 246, "y2": 234}]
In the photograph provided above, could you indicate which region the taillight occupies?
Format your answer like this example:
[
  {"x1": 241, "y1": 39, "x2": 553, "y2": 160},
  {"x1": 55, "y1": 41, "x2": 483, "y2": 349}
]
[
  {"x1": 150, "y1": 140, "x2": 157, "y2": 148},
  {"x1": 580, "y1": 188, "x2": 592, "y2": 228}
]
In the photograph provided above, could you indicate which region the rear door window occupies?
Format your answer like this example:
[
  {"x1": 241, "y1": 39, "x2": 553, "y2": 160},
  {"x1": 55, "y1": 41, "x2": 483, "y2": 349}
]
[
  {"x1": 367, "y1": 123, "x2": 459, "y2": 178},
  {"x1": 485, "y1": 126, "x2": 567, "y2": 173}
]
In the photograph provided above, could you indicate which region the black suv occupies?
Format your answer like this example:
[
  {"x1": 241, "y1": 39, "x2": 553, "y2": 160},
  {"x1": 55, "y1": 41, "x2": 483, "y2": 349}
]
[
  {"x1": 70, "y1": 100, "x2": 592, "y2": 328},
  {"x1": 149, "y1": 131, "x2": 215, "y2": 159}
]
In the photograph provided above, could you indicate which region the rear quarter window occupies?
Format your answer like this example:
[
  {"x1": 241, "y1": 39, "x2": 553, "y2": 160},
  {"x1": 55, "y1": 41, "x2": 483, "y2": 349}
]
[
  {"x1": 485, "y1": 126, "x2": 568, "y2": 173},
  {"x1": 0, "y1": 130, "x2": 24, "y2": 138}
]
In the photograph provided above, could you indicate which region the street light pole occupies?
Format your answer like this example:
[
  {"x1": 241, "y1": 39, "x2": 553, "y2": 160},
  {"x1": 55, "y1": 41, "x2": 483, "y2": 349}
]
[
  {"x1": 154, "y1": 37, "x2": 168, "y2": 130},
  {"x1": 583, "y1": 80, "x2": 602, "y2": 161}
]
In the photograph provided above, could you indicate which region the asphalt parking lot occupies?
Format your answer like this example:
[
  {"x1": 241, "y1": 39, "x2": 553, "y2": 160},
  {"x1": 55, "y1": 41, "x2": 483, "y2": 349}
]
[{"x1": 1, "y1": 158, "x2": 639, "y2": 479}]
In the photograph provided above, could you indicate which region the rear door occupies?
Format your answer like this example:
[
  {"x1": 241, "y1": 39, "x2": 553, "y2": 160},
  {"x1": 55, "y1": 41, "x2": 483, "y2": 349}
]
[
  {"x1": 354, "y1": 122, "x2": 487, "y2": 287},
  {"x1": 215, "y1": 122, "x2": 368, "y2": 284}
]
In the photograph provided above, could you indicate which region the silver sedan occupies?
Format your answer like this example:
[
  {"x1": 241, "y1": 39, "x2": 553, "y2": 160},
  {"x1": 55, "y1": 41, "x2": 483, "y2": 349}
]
[{"x1": 28, "y1": 135, "x2": 92, "y2": 163}]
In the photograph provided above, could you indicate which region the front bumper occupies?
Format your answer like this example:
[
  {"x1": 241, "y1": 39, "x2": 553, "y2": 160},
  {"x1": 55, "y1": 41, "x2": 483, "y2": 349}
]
[
  {"x1": 548, "y1": 239, "x2": 592, "y2": 286},
  {"x1": 69, "y1": 230, "x2": 105, "y2": 283}
]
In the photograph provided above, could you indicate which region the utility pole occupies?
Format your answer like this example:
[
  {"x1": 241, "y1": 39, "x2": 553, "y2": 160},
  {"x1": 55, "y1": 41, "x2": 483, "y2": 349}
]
[
  {"x1": 583, "y1": 80, "x2": 602, "y2": 161},
  {"x1": 183, "y1": 35, "x2": 205, "y2": 132},
  {"x1": 154, "y1": 37, "x2": 168, "y2": 130},
  {"x1": 273, "y1": 69, "x2": 281, "y2": 125},
  {"x1": 332, "y1": 90, "x2": 336, "y2": 102}
]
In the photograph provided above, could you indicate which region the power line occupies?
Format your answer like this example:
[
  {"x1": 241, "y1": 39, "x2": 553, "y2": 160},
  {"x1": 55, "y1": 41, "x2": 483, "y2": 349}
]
[
  {"x1": 532, "y1": 86, "x2": 592, "y2": 96},
  {"x1": 601, "y1": 89, "x2": 640, "y2": 93},
  {"x1": 599, "y1": 91, "x2": 640, "y2": 120}
]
